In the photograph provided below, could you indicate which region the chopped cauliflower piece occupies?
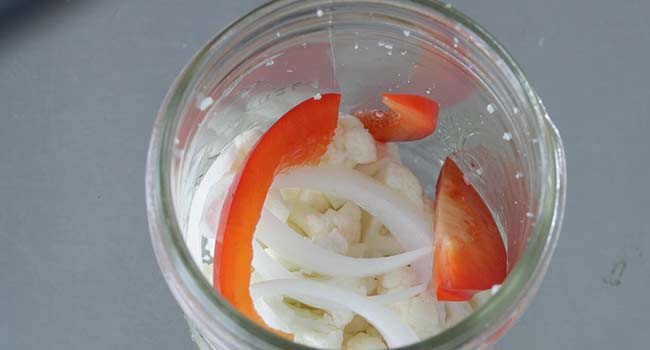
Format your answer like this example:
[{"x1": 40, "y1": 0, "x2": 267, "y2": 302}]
[
  {"x1": 324, "y1": 116, "x2": 377, "y2": 167},
  {"x1": 378, "y1": 266, "x2": 417, "y2": 293},
  {"x1": 333, "y1": 202, "x2": 362, "y2": 243},
  {"x1": 280, "y1": 188, "x2": 302, "y2": 201},
  {"x1": 406, "y1": 292, "x2": 445, "y2": 339},
  {"x1": 346, "y1": 332, "x2": 387, "y2": 350},
  {"x1": 325, "y1": 193, "x2": 347, "y2": 209},
  {"x1": 361, "y1": 212, "x2": 404, "y2": 258},
  {"x1": 312, "y1": 229, "x2": 349, "y2": 255},
  {"x1": 375, "y1": 160, "x2": 424, "y2": 210},
  {"x1": 384, "y1": 290, "x2": 444, "y2": 340},
  {"x1": 287, "y1": 204, "x2": 319, "y2": 236},
  {"x1": 290, "y1": 201, "x2": 363, "y2": 249},
  {"x1": 298, "y1": 189, "x2": 332, "y2": 213},
  {"x1": 259, "y1": 296, "x2": 353, "y2": 349}
]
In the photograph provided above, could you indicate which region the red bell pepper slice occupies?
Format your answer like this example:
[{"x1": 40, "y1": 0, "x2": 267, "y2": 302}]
[
  {"x1": 354, "y1": 94, "x2": 439, "y2": 142},
  {"x1": 213, "y1": 93, "x2": 341, "y2": 333},
  {"x1": 433, "y1": 158, "x2": 507, "y2": 301}
]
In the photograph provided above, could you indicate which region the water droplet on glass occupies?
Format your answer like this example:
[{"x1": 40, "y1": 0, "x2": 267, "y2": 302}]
[
  {"x1": 515, "y1": 171, "x2": 523, "y2": 179},
  {"x1": 453, "y1": 37, "x2": 459, "y2": 48},
  {"x1": 265, "y1": 59, "x2": 274, "y2": 66},
  {"x1": 445, "y1": 3, "x2": 452, "y2": 9},
  {"x1": 301, "y1": 42, "x2": 307, "y2": 48},
  {"x1": 502, "y1": 132, "x2": 512, "y2": 141},
  {"x1": 275, "y1": 32, "x2": 281, "y2": 38},
  {"x1": 513, "y1": 106, "x2": 519, "y2": 114},
  {"x1": 385, "y1": 43, "x2": 393, "y2": 50},
  {"x1": 397, "y1": 73, "x2": 401, "y2": 77},
  {"x1": 487, "y1": 103, "x2": 496, "y2": 114},
  {"x1": 387, "y1": 51, "x2": 392, "y2": 55},
  {"x1": 526, "y1": 212, "x2": 535, "y2": 218},
  {"x1": 174, "y1": 138, "x2": 180, "y2": 145},
  {"x1": 354, "y1": 43, "x2": 359, "y2": 50},
  {"x1": 199, "y1": 96, "x2": 214, "y2": 111},
  {"x1": 514, "y1": 200, "x2": 519, "y2": 205},
  {"x1": 403, "y1": 29, "x2": 411, "y2": 37},
  {"x1": 286, "y1": 68, "x2": 294, "y2": 73},
  {"x1": 378, "y1": 41, "x2": 386, "y2": 47},
  {"x1": 532, "y1": 138, "x2": 538, "y2": 143},
  {"x1": 406, "y1": 79, "x2": 411, "y2": 84},
  {"x1": 425, "y1": 88, "x2": 432, "y2": 95},
  {"x1": 316, "y1": 9, "x2": 324, "y2": 17},
  {"x1": 313, "y1": 93, "x2": 322, "y2": 100},
  {"x1": 400, "y1": 50, "x2": 407, "y2": 56}
]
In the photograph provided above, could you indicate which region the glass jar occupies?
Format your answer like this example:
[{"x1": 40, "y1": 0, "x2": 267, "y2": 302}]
[{"x1": 145, "y1": 1, "x2": 567, "y2": 349}]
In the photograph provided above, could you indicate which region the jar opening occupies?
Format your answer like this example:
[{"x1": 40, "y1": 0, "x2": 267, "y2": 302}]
[{"x1": 146, "y1": 1, "x2": 566, "y2": 349}]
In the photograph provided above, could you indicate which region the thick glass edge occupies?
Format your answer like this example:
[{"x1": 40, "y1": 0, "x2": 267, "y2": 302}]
[{"x1": 145, "y1": 0, "x2": 568, "y2": 349}]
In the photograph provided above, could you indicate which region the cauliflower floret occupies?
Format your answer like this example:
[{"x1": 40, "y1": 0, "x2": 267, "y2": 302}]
[
  {"x1": 375, "y1": 160, "x2": 424, "y2": 210},
  {"x1": 345, "y1": 332, "x2": 387, "y2": 350},
  {"x1": 258, "y1": 296, "x2": 354, "y2": 349},
  {"x1": 280, "y1": 188, "x2": 302, "y2": 201},
  {"x1": 361, "y1": 212, "x2": 404, "y2": 258},
  {"x1": 298, "y1": 190, "x2": 331, "y2": 213},
  {"x1": 312, "y1": 229, "x2": 349, "y2": 255},
  {"x1": 406, "y1": 292, "x2": 445, "y2": 339},
  {"x1": 290, "y1": 202, "x2": 363, "y2": 252},
  {"x1": 325, "y1": 193, "x2": 347, "y2": 210},
  {"x1": 382, "y1": 289, "x2": 445, "y2": 340},
  {"x1": 323, "y1": 116, "x2": 377, "y2": 168},
  {"x1": 378, "y1": 266, "x2": 417, "y2": 293},
  {"x1": 333, "y1": 202, "x2": 362, "y2": 243}
]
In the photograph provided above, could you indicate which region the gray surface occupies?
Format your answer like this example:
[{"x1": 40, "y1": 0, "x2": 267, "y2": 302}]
[{"x1": 1, "y1": 1, "x2": 648, "y2": 349}]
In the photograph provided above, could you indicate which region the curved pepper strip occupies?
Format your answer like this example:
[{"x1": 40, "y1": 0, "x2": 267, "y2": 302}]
[
  {"x1": 354, "y1": 94, "x2": 439, "y2": 142},
  {"x1": 213, "y1": 93, "x2": 341, "y2": 335}
]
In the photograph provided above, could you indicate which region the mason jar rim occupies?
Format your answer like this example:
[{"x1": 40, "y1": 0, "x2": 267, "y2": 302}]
[{"x1": 146, "y1": 1, "x2": 567, "y2": 349}]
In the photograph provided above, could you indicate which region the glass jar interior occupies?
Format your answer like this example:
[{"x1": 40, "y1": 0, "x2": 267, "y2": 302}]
[
  {"x1": 153, "y1": 1, "x2": 561, "y2": 349},
  {"x1": 173, "y1": 5, "x2": 541, "y2": 274}
]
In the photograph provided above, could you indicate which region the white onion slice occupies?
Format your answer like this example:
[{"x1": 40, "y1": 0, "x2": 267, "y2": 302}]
[
  {"x1": 250, "y1": 279, "x2": 419, "y2": 348},
  {"x1": 272, "y1": 166, "x2": 433, "y2": 281},
  {"x1": 369, "y1": 284, "x2": 427, "y2": 305},
  {"x1": 186, "y1": 145, "x2": 238, "y2": 267},
  {"x1": 255, "y1": 210, "x2": 431, "y2": 278}
]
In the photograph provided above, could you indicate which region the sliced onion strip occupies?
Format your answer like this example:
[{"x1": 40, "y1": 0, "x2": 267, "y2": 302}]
[
  {"x1": 272, "y1": 165, "x2": 433, "y2": 281},
  {"x1": 250, "y1": 279, "x2": 419, "y2": 347},
  {"x1": 255, "y1": 210, "x2": 431, "y2": 278}
]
